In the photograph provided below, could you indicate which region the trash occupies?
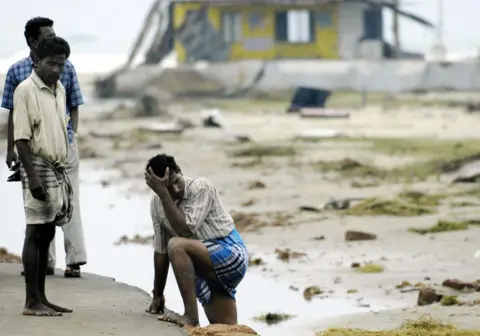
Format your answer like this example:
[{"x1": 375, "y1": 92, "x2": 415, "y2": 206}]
[
  {"x1": 137, "y1": 123, "x2": 184, "y2": 134},
  {"x1": 296, "y1": 129, "x2": 346, "y2": 140},
  {"x1": 287, "y1": 87, "x2": 331, "y2": 113},
  {"x1": 201, "y1": 108, "x2": 225, "y2": 128},
  {"x1": 324, "y1": 198, "x2": 365, "y2": 210},
  {"x1": 344, "y1": 230, "x2": 377, "y2": 241},
  {"x1": 451, "y1": 159, "x2": 480, "y2": 183},
  {"x1": 300, "y1": 108, "x2": 350, "y2": 119}
]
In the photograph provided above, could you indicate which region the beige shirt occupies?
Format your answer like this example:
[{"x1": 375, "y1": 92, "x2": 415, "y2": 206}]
[
  {"x1": 13, "y1": 71, "x2": 69, "y2": 164},
  {"x1": 150, "y1": 176, "x2": 235, "y2": 254}
]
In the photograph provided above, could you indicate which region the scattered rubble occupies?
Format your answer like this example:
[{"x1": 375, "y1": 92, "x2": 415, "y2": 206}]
[
  {"x1": 247, "y1": 180, "x2": 266, "y2": 190},
  {"x1": 345, "y1": 230, "x2": 377, "y2": 241},
  {"x1": 275, "y1": 248, "x2": 307, "y2": 262},
  {"x1": 114, "y1": 234, "x2": 153, "y2": 245},
  {"x1": 0, "y1": 248, "x2": 21, "y2": 263},
  {"x1": 303, "y1": 286, "x2": 323, "y2": 300}
]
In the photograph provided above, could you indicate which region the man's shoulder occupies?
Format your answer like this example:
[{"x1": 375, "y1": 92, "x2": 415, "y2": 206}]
[
  {"x1": 7, "y1": 57, "x2": 32, "y2": 76},
  {"x1": 14, "y1": 77, "x2": 34, "y2": 94},
  {"x1": 64, "y1": 60, "x2": 77, "y2": 74},
  {"x1": 188, "y1": 177, "x2": 214, "y2": 193}
]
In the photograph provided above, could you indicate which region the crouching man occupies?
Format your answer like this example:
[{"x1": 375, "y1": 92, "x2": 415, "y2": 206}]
[
  {"x1": 14, "y1": 36, "x2": 73, "y2": 316},
  {"x1": 145, "y1": 154, "x2": 248, "y2": 327}
]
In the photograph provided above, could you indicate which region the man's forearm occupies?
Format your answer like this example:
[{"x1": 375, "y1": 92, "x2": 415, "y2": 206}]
[
  {"x1": 16, "y1": 140, "x2": 36, "y2": 177},
  {"x1": 158, "y1": 191, "x2": 191, "y2": 237},
  {"x1": 153, "y1": 252, "x2": 169, "y2": 297},
  {"x1": 70, "y1": 107, "x2": 79, "y2": 133},
  {"x1": 7, "y1": 110, "x2": 14, "y2": 150}
]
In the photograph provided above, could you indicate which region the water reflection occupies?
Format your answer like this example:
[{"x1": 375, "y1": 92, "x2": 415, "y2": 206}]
[{"x1": 0, "y1": 163, "x2": 375, "y2": 335}]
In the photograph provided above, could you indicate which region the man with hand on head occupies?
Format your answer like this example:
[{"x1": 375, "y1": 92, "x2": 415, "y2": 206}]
[{"x1": 145, "y1": 153, "x2": 248, "y2": 327}]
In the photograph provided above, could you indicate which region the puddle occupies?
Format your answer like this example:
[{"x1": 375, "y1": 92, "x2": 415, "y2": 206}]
[{"x1": 0, "y1": 163, "x2": 380, "y2": 335}]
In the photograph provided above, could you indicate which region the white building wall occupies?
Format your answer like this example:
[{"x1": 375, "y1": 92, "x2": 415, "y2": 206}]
[{"x1": 337, "y1": 1, "x2": 368, "y2": 59}]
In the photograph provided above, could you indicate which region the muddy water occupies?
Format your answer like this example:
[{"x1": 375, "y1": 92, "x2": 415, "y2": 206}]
[{"x1": 0, "y1": 162, "x2": 381, "y2": 335}]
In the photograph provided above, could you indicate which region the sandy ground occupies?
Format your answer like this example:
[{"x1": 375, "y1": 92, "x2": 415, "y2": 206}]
[{"x1": 3, "y1": 84, "x2": 480, "y2": 333}]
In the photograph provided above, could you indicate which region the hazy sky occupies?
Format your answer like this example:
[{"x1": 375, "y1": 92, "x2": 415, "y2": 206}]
[{"x1": 0, "y1": 0, "x2": 478, "y2": 56}]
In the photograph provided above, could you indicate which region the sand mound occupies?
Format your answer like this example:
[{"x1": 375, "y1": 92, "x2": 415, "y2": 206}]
[
  {"x1": 185, "y1": 324, "x2": 258, "y2": 336},
  {"x1": 0, "y1": 247, "x2": 21, "y2": 263}
]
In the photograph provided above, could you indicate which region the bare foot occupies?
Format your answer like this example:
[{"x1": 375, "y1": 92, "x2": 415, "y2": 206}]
[
  {"x1": 158, "y1": 310, "x2": 198, "y2": 327},
  {"x1": 42, "y1": 300, "x2": 73, "y2": 313},
  {"x1": 23, "y1": 303, "x2": 62, "y2": 316}
]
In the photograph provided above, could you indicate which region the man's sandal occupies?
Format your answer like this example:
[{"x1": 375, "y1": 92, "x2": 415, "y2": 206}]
[{"x1": 64, "y1": 266, "x2": 81, "y2": 278}]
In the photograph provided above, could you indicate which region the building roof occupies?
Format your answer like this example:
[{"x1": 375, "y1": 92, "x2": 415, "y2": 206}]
[{"x1": 171, "y1": 0, "x2": 433, "y2": 27}]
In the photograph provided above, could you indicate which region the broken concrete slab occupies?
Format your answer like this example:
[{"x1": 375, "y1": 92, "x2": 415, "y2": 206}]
[{"x1": 300, "y1": 108, "x2": 350, "y2": 119}]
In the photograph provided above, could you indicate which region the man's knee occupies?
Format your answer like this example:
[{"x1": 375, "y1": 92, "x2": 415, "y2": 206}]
[
  {"x1": 38, "y1": 225, "x2": 55, "y2": 244},
  {"x1": 167, "y1": 237, "x2": 188, "y2": 256}
]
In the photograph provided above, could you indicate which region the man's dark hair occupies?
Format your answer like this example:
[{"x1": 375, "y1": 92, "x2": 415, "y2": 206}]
[
  {"x1": 24, "y1": 17, "x2": 54, "y2": 47},
  {"x1": 34, "y1": 36, "x2": 71, "y2": 60},
  {"x1": 146, "y1": 154, "x2": 181, "y2": 177}
]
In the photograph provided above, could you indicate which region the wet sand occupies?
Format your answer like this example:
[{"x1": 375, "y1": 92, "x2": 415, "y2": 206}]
[{"x1": 3, "y1": 89, "x2": 480, "y2": 333}]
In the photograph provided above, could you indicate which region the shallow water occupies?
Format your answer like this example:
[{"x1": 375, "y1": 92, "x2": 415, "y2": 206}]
[{"x1": 0, "y1": 162, "x2": 379, "y2": 335}]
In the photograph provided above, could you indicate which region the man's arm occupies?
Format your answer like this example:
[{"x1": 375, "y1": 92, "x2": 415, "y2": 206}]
[
  {"x1": 12, "y1": 90, "x2": 36, "y2": 178},
  {"x1": 1, "y1": 68, "x2": 18, "y2": 152},
  {"x1": 151, "y1": 198, "x2": 170, "y2": 299},
  {"x1": 67, "y1": 63, "x2": 84, "y2": 134},
  {"x1": 157, "y1": 191, "x2": 192, "y2": 237},
  {"x1": 16, "y1": 140, "x2": 36, "y2": 177},
  {"x1": 159, "y1": 180, "x2": 214, "y2": 237}
]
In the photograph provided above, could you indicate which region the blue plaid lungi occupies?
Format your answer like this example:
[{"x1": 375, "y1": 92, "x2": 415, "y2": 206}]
[{"x1": 195, "y1": 228, "x2": 248, "y2": 305}]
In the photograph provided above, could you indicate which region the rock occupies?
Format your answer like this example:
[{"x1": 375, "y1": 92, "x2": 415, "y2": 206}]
[
  {"x1": 303, "y1": 286, "x2": 323, "y2": 300},
  {"x1": 442, "y1": 278, "x2": 480, "y2": 291},
  {"x1": 186, "y1": 324, "x2": 258, "y2": 336},
  {"x1": 274, "y1": 248, "x2": 306, "y2": 262},
  {"x1": 247, "y1": 180, "x2": 266, "y2": 189},
  {"x1": 417, "y1": 288, "x2": 443, "y2": 306},
  {"x1": 345, "y1": 230, "x2": 377, "y2": 241}
]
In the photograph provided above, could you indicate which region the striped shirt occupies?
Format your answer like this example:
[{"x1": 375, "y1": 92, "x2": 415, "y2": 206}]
[{"x1": 150, "y1": 176, "x2": 234, "y2": 254}]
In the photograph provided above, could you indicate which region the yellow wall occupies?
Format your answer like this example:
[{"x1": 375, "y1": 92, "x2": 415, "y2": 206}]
[{"x1": 173, "y1": 2, "x2": 339, "y2": 62}]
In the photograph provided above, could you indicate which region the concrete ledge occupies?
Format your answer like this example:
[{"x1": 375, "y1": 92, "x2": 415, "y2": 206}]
[{"x1": 0, "y1": 263, "x2": 186, "y2": 336}]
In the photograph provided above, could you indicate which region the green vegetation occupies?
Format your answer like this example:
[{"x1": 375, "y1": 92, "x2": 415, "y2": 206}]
[
  {"x1": 253, "y1": 312, "x2": 295, "y2": 325},
  {"x1": 408, "y1": 219, "x2": 480, "y2": 235},
  {"x1": 317, "y1": 317, "x2": 480, "y2": 336},
  {"x1": 342, "y1": 198, "x2": 435, "y2": 217},
  {"x1": 230, "y1": 145, "x2": 297, "y2": 158},
  {"x1": 354, "y1": 263, "x2": 385, "y2": 274}
]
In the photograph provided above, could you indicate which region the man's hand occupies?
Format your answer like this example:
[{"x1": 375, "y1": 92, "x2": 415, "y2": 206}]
[
  {"x1": 28, "y1": 175, "x2": 48, "y2": 202},
  {"x1": 5, "y1": 149, "x2": 17, "y2": 169},
  {"x1": 145, "y1": 167, "x2": 169, "y2": 195},
  {"x1": 146, "y1": 295, "x2": 165, "y2": 314}
]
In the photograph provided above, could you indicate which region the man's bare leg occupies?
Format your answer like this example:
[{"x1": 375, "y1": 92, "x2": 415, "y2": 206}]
[
  {"x1": 38, "y1": 224, "x2": 73, "y2": 313},
  {"x1": 203, "y1": 291, "x2": 237, "y2": 325},
  {"x1": 158, "y1": 238, "x2": 236, "y2": 327},
  {"x1": 22, "y1": 225, "x2": 61, "y2": 316},
  {"x1": 158, "y1": 238, "x2": 200, "y2": 327}
]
